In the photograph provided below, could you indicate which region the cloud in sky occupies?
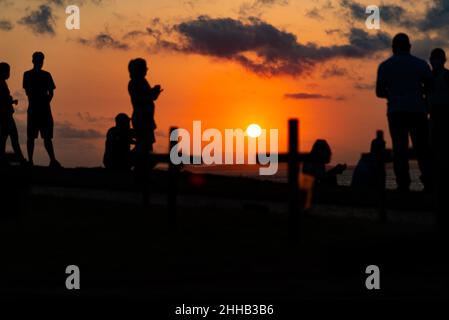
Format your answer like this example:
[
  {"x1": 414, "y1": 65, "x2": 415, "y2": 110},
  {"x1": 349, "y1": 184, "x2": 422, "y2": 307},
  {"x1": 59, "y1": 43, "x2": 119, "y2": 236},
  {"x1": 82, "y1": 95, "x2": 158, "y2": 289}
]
[
  {"x1": 78, "y1": 33, "x2": 130, "y2": 50},
  {"x1": 353, "y1": 82, "x2": 375, "y2": 90},
  {"x1": 322, "y1": 65, "x2": 348, "y2": 78},
  {"x1": 285, "y1": 92, "x2": 346, "y2": 101},
  {"x1": 340, "y1": 0, "x2": 409, "y2": 26},
  {"x1": 239, "y1": 0, "x2": 289, "y2": 17},
  {"x1": 285, "y1": 92, "x2": 331, "y2": 100},
  {"x1": 341, "y1": 0, "x2": 449, "y2": 32},
  {"x1": 44, "y1": 0, "x2": 106, "y2": 6},
  {"x1": 18, "y1": 4, "x2": 55, "y2": 35},
  {"x1": 306, "y1": 7, "x2": 324, "y2": 20},
  {"x1": 56, "y1": 122, "x2": 103, "y2": 139},
  {"x1": 418, "y1": 0, "x2": 449, "y2": 31},
  {"x1": 153, "y1": 16, "x2": 390, "y2": 77},
  {"x1": 0, "y1": 19, "x2": 13, "y2": 31}
]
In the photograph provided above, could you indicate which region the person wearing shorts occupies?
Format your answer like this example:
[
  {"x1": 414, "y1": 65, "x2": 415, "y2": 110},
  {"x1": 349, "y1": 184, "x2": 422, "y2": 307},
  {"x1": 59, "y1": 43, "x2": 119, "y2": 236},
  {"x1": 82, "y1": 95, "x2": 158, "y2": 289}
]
[{"x1": 23, "y1": 52, "x2": 61, "y2": 168}]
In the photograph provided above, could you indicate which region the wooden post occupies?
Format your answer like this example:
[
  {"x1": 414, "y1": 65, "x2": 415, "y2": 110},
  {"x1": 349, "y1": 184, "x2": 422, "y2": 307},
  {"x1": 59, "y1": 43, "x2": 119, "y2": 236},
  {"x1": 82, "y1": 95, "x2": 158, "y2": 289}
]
[
  {"x1": 288, "y1": 119, "x2": 301, "y2": 244},
  {"x1": 168, "y1": 127, "x2": 178, "y2": 226}
]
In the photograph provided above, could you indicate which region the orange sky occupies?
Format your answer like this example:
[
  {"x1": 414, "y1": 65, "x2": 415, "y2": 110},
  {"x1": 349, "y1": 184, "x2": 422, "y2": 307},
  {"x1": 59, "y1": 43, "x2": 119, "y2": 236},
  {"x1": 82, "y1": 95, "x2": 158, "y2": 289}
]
[{"x1": 0, "y1": 0, "x2": 441, "y2": 167}]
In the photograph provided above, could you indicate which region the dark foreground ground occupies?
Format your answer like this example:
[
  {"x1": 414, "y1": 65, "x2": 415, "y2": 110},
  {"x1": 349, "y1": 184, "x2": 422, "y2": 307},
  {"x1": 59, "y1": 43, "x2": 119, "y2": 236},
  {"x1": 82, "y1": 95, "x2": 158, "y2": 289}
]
[{"x1": 0, "y1": 166, "x2": 448, "y2": 316}]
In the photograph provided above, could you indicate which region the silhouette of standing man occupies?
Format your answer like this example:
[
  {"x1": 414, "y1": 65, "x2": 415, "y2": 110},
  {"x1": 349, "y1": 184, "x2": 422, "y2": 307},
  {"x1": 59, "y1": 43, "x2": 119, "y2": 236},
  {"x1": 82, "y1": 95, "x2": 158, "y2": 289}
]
[
  {"x1": 23, "y1": 52, "x2": 61, "y2": 168},
  {"x1": 376, "y1": 33, "x2": 432, "y2": 192}
]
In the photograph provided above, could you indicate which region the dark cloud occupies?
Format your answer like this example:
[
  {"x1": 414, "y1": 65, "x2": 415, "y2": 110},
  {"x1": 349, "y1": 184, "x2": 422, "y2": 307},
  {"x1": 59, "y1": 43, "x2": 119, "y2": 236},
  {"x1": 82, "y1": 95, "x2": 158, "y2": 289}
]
[
  {"x1": 155, "y1": 16, "x2": 390, "y2": 77},
  {"x1": 340, "y1": 0, "x2": 410, "y2": 26},
  {"x1": 411, "y1": 35, "x2": 449, "y2": 59},
  {"x1": 285, "y1": 92, "x2": 345, "y2": 101},
  {"x1": 325, "y1": 28, "x2": 343, "y2": 35},
  {"x1": 56, "y1": 122, "x2": 103, "y2": 139},
  {"x1": 0, "y1": 19, "x2": 13, "y2": 31},
  {"x1": 322, "y1": 65, "x2": 348, "y2": 78},
  {"x1": 354, "y1": 82, "x2": 375, "y2": 90},
  {"x1": 284, "y1": 92, "x2": 331, "y2": 100},
  {"x1": 78, "y1": 33, "x2": 130, "y2": 50},
  {"x1": 18, "y1": 4, "x2": 55, "y2": 35},
  {"x1": 418, "y1": 0, "x2": 449, "y2": 31},
  {"x1": 239, "y1": 0, "x2": 289, "y2": 17},
  {"x1": 123, "y1": 30, "x2": 147, "y2": 39},
  {"x1": 306, "y1": 8, "x2": 324, "y2": 20},
  {"x1": 76, "y1": 112, "x2": 111, "y2": 124},
  {"x1": 45, "y1": 0, "x2": 105, "y2": 6}
]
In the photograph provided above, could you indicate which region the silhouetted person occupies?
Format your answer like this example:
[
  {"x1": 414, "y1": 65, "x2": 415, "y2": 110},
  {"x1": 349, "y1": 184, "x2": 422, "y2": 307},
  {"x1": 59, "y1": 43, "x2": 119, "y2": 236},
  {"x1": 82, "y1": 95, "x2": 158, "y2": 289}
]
[
  {"x1": 428, "y1": 48, "x2": 449, "y2": 231},
  {"x1": 103, "y1": 113, "x2": 136, "y2": 171},
  {"x1": 23, "y1": 52, "x2": 61, "y2": 168},
  {"x1": 351, "y1": 131, "x2": 387, "y2": 189},
  {"x1": 303, "y1": 139, "x2": 347, "y2": 187},
  {"x1": 0, "y1": 62, "x2": 27, "y2": 166},
  {"x1": 128, "y1": 58, "x2": 163, "y2": 155},
  {"x1": 376, "y1": 33, "x2": 432, "y2": 192}
]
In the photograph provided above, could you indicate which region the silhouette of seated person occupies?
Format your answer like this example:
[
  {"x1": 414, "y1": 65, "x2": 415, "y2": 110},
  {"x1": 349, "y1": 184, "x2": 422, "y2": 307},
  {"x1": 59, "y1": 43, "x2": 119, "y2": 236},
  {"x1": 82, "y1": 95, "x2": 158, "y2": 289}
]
[
  {"x1": 351, "y1": 131, "x2": 388, "y2": 189},
  {"x1": 103, "y1": 113, "x2": 136, "y2": 171},
  {"x1": 303, "y1": 139, "x2": 347, "y2": 187},
  {"x1": 0, "y1": 62, "x2": 27, "y2": 166}
]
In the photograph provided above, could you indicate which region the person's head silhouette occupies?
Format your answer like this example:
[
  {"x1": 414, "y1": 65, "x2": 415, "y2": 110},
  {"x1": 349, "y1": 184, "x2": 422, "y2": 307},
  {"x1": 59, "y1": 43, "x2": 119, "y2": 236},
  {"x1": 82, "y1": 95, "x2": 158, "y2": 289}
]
[
  {"x1": 128, "y1": 58, "x2": 148, "y2": 80},
  {"x1": 115, "y1": 113, "x2": 131, "y2": 130},
  {"x1": 430, "y1": 48, "x2": 446, "y2": 71},
  {"x1": 32, "y1": 51, "x2": 45, "y2": 70},
  {"x1": 392, "y1": 33, "x2": 411, "y2": 55},
  {"x1": 310, "y1": 139, "x2": 332, "y2": 164},
  {"x1": 0, "y1": 62, "x2": 10, "y2": 80}
]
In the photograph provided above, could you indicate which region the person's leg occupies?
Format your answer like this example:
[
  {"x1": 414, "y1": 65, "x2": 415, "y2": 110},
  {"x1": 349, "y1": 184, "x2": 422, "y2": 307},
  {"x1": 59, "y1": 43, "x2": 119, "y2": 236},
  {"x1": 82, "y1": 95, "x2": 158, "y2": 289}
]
[
  {"x1": 42, "y1": 112, "x2": 60, "y2": 166},
  {"x1": 409, "y1": 112, "x2": 432, "y2": 189},
  {"x1": 0, "y1": 118, "x2": 8, "y2": 162},
  {"x1": 8, "y1": 117, "x2": 26, "y2": 161},
  {"x1": 27, "y1": 139, "x2": 35, "y2": 165},
  {"x1": 388, "y1": 112, "x2": 411, "y2": 190},
  {"x1": 43, "y1": 139, "x2": 57, "y2": 162},
  {"x1": 27, "y1": 112, "x2": 37, "y2": 165}
]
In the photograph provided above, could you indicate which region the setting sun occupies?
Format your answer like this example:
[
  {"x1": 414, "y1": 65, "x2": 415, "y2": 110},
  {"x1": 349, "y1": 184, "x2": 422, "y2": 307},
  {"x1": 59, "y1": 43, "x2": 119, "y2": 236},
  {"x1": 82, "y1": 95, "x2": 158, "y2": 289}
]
[{"x1": 246, "y1": 124, "x2": 262, "y2": 138}]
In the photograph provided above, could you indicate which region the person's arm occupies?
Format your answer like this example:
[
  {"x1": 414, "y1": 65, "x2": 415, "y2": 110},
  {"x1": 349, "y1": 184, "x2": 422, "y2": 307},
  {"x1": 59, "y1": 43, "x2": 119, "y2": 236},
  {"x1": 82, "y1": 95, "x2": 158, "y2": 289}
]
[
  {"x1": 376, "y1": 64, "x2": 388, "y2": 98},
  {"x1": 445, "y1": 70, "x2": 449, "y2": 90},
  {"x1": 150, "y1": 84, "x2": 163, "y2": 101},
  {"x1": 0, "y1": 83, "x2": 16, "y2": 107},
  {"x1": 422, "y1": 62, "x2": 433, "y2": 99},
  {"x1": 327, "y1": 164, "x2": 347, "y2": 176},
  {"x1": 48, "y1": 73, "x2": 56, "y2": 103},
  {"x1": 48, "y1": 89, "x2": 54, "y2": 103},
  {"x1": 22, "y1": 73, "x2": 30, "y2": 97}
]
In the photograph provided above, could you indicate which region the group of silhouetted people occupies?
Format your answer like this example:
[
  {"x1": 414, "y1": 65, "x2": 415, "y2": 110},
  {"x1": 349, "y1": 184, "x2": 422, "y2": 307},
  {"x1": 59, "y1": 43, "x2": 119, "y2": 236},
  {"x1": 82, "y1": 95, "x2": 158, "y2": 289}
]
[
  {"x1": 376, "y1": 33, "x2": 448, "y2": 195},
  {"x1": 0, "y1": 52, "x2": 61, "y2": 168},
  {"x1": 103, "y1": 58, "x2": 162, "y2": 171},
  {"x1": 3, "y1": 36, "x2": 447, "y2": 207},
  {"x1": 303, "y1": 33, "x2": 448, "y2": 202}
]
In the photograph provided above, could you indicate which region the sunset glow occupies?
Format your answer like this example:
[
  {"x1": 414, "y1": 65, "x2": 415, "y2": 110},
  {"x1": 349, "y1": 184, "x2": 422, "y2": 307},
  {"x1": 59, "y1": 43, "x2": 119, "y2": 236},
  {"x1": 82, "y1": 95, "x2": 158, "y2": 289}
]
[
  {"x1": 246, "y1": 124, "x2": 262, "y2": 138},
  {"x1": 0, "y1": 0, "x2": 445, "y2": 167}
]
